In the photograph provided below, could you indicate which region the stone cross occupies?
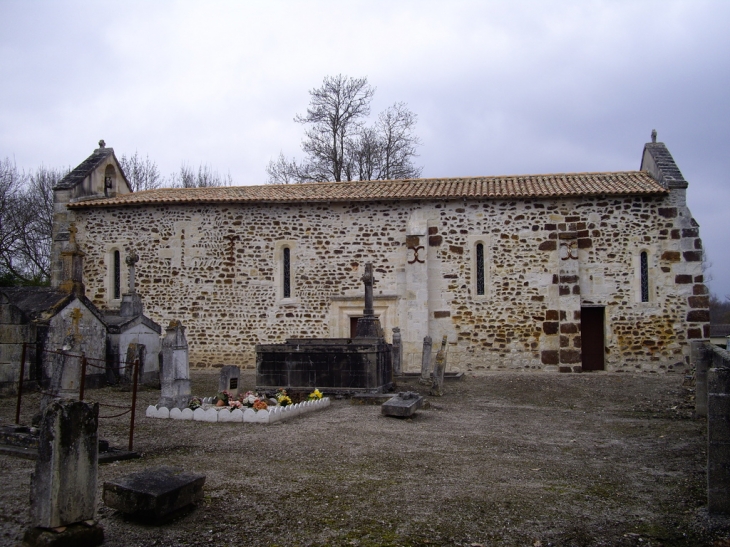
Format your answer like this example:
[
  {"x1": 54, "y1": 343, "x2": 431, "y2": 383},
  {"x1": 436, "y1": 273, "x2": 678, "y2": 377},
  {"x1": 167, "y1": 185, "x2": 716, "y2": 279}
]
[
  {"x1": 125, "y1": 248, "x2": 139, "y2": 294},
  {"x1": 361, "y1": 262, "x2": 375, "y2": 317},
  {"x1": 68, "y1": 223, "x2": 78, "y2": 245}
]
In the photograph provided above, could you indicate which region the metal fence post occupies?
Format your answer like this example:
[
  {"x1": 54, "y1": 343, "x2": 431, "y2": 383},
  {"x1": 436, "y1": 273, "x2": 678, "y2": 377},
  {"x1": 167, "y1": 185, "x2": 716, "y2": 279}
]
[
  {"x1": 128, "y1": 358, "x2": 140, "y2": 451},
  {"x1": 79, "y1": 352, "x2": 87, "y2": 401},
  {"x1": 15, "y1": 342, "x2": 27, "y2": 424}
]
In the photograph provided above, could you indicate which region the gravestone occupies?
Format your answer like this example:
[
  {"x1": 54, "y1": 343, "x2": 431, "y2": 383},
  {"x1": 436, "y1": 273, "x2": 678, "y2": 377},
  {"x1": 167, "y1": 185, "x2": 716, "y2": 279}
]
[
  {"x1": 218, "y1": 365, "x2": 240, "y2": 398},
  {"x1": 103, "y1": 466, "x2": 205, "y2": 522},
  {"x1": 158, "y1": 320, "x2": 191, "y2": 409},
  {"x1": 25, "y1": 400, "x2": 103, "y2": 546},
  {"x1": 430, "y1": 336, "x2": 448, "y2": 397},
  {"x1": 382, "y1": 391, "x2": 424, "y2": 418},
  {"x1": 391, "y1": 327, "x2": 402, "y2": 377},
  {"x1": 419, "y1": 336, "x2": 433, "y2": 385}
]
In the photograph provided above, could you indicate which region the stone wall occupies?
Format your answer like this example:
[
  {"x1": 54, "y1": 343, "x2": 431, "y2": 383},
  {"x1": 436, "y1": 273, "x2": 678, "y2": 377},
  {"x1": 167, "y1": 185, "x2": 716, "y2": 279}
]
[{"x1": 70, "y1": 191, "x2": 706, "y2": 373}]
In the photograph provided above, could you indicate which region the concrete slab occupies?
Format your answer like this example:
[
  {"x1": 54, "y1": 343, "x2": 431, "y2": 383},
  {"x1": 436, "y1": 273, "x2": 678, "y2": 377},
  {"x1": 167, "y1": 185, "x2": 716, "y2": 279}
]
[{"x1": 103, "y1": 466, "x2": 205, "y2": 522}]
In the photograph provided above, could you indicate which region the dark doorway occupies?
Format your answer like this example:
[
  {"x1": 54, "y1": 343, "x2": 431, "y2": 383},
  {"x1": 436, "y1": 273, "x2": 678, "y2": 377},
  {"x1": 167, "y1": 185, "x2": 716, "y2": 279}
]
[
  {"x1": 581, "y1": 307, "x2": 605, "y2": 371},
  {"x1": 350, "y1": 316, "x2": 361, "y2": 338}
]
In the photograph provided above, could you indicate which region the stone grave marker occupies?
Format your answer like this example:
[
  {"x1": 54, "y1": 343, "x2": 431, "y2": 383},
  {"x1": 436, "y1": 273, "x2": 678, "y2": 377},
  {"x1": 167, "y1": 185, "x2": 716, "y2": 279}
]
[
  {"x1": 430, "y1": 336, "x2": 448, "y2": 396},
  {"x1": 103, "y1": 466, "x2": 205, "y2": 522},
  {"x1": 382, "y1": 391, "x2": 424, "y2": 418},
  {"x1": 158, "y1": 320, "x2": 191, "y2": 409},
  {"x1": 419, "y1": 335, "x2": 433, "y2": 385},
  {"x1": 25, "y1": 399, "x2": 103, "y2": 546},
  {"x1": 218, "y1": 365, "x2": 240, "y2": 398},
  {"x1": 392, "y1": 327, "x2": 402, "y2": 377}
]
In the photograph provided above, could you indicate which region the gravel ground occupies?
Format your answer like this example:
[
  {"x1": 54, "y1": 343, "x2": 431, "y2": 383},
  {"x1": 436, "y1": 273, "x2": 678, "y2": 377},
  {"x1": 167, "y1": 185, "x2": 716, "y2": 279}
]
[{"x1": 2, "y1": 370, "x2": 730, "y2": 547}]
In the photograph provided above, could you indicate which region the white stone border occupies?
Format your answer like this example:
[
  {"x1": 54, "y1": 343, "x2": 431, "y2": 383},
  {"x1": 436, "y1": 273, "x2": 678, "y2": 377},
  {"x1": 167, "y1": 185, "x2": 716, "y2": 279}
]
[{"x1": 145, "y1": 398, "x2": 331, "y2": 424}]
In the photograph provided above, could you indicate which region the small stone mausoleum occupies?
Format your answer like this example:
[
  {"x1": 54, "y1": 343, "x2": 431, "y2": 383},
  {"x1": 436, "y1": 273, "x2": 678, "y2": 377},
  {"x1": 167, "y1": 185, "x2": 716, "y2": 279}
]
[{"x1": 49, "y1": 134, "x2": 709, "y2": 373}]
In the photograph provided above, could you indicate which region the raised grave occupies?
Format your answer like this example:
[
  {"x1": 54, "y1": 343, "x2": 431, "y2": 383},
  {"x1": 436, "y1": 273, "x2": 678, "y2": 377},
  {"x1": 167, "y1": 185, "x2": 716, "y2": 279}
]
[{"x1": 103, "y1": 466, "x2": 205, "y2": 522}]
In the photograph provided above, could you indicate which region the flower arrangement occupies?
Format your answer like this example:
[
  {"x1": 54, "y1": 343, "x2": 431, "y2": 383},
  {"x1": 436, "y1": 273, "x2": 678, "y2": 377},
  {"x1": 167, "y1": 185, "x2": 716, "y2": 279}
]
[
  {"x1": 308, "y1": 388, "x2": 323, "y2": 401},
  {"x1": 188, "y1": 397, "x2": 202, "y2": 410},
  {"x1": 215, "y1": 390, "x2": 231, "y2": 405},
  {"x1": 253, "y1": 399, "x2": 268, "y2": 411},
  {"x1": 241, "y1": 390, "x2": 262, "y2": 407},
  {"x1": 228, "y1": 400, "x2": 243, "y2": 411},
  {"x1": 276, "y1": 388, "x2": 292, "y2": 407}
]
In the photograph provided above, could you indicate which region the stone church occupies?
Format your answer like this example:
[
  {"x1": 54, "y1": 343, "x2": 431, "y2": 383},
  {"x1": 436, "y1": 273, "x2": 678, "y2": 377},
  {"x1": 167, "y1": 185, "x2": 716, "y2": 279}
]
[{"x1": 50, "y1": 134, "x2": 709, "y2": 374}]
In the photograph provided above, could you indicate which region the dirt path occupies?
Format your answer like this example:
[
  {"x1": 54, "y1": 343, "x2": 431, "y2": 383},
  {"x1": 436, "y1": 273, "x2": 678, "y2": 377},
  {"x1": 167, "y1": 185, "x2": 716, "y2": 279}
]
[{"x1": 2, "y1": 371, "x2": 730, "y2": 546}]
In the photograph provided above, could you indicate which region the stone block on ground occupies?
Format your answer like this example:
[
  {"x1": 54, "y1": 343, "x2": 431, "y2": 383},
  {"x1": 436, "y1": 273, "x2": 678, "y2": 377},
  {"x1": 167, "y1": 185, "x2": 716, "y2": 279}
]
[
  {"x1": 22, "y1": 520, "x2": 104, "y2": 547},
  {"x1": 382, "y1": 391, "x2": 424, "y2": 418},
  {"x1": 103, "y1": 466, "x2": 205, "y2": 522}
]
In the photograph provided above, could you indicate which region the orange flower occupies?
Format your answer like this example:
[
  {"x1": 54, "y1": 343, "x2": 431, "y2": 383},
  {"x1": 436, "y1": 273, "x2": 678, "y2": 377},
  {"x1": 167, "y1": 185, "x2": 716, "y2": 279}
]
[{"x1": 253, "y1": 399, "x2": 268, "y2": 411}]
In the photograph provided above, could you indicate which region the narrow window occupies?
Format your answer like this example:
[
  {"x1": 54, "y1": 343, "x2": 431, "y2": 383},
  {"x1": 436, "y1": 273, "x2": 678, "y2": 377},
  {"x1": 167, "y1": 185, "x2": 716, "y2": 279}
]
[
  {"x1": 113, "y1": 250, "x2": 121, "y2": 299},
  {"x1": 476, "y1": 243, "x2": 485, "y2": 296},
  {"x1": 640, "y1": 251, "x2": 649, "y2": 302},
  {"x1": 283, "y1": 247, "x2": 291, "y2": 299}
]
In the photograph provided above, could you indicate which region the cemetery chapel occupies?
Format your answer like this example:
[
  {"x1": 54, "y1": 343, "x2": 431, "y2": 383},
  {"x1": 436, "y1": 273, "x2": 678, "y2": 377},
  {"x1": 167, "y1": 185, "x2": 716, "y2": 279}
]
[{"x1": 50, "y1": 134, "x2": 709, "y2": 374}]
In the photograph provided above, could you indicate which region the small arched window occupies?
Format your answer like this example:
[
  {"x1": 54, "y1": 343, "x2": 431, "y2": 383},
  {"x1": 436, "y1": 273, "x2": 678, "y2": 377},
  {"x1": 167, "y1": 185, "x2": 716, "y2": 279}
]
[
  {"x1": 282, "y1": 247, "x2": 291, "y2": 299},
  {"x1": 476, "y1": 243, "x2": 485, "y2": 296},
  {"x1": 113, "y1": 250, "x2": 121, "y2": 299},
  {"x1": 640, "y1": 251, "x2": 649, "y2": 302}
]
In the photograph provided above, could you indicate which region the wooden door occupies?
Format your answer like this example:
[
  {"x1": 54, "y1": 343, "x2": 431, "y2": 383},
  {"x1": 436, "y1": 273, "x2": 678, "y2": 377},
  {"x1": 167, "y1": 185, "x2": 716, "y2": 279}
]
[{"x1": 581, "y1": 307, "x2": 605, "y2": 371}]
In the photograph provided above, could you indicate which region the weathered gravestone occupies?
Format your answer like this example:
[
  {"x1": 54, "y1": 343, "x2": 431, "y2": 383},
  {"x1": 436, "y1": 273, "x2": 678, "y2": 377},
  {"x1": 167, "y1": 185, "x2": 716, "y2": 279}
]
[
  {"x1": 24, "y1": 400, "x2": 103, "y2": 547},
  {"x1": 382, "y1": 391, "x2": 424, "y2": 418},
  {"x1": 391, "y1": 327, "x2": 402, "y2": 377},
  {"x1": 218, "y1": 365, "x2": 240, "y2": 398},
  {"x1": 419, "y1": 335, "x2": 433, "y2": 385},
  {"x1": 158, "y1": 320, "x2": 190, "y2": 409},
  {"x1": 103, "y1": 466, "x2": 205, "y2": 522},
  {"x1": 430, "y1": 336, "x2": 448, "y2": 397}
]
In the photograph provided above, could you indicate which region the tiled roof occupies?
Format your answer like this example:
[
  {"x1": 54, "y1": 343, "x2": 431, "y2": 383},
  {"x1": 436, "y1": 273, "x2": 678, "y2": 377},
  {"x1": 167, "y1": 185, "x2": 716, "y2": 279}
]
[{"x1": 68, "y1": 171, "x2": 666, "y2": 208}]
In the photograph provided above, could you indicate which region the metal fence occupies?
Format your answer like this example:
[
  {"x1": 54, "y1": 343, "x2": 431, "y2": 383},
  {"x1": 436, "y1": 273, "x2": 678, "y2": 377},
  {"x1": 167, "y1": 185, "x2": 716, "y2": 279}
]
[{"x1": 14, "y1": 343, "x2": 141, "y2": 451}]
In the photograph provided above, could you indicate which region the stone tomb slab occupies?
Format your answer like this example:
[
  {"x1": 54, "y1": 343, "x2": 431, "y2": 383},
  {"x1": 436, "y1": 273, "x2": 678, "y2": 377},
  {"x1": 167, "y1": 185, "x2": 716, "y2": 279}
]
[
  {"x1": 381, "y1": 391, "x2": 424, "y2": 418},
  {"x1": 103, "y1": 466, "x2": 205, "y2": 522}
]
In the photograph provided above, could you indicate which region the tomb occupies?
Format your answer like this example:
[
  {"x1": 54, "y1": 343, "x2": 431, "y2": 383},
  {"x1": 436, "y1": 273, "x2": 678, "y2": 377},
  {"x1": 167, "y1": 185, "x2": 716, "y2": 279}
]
[
  {"x1": 103, "y1": 466, "x2": 205, "y2": 522},
  {"x1": 256, "y1": 263, "x2": 394, "y2": 394}
]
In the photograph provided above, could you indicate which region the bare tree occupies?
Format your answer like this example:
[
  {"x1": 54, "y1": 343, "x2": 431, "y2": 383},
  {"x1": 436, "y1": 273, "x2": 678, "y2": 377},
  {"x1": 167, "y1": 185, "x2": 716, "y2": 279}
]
[
  {"x1": 267, "y1": 75, "x2": 422, "y2": 184},
  {"x1": 169, "y1": 163, "x2": 233, "y2": 188},
  {"x1": 119, "y1": 151, "x2": 163, "y2": 192},
  {"x1": 375, "y1": 102, "x2": 422, "y2": 180},
  {"x1": 0, "y1": 159, "x2": 64, "y2": 284},
  {"x1": 295, "y1": 75, "x2": 375, "y2": 182},
  {"x1": 265, "y1": 152, "x2": 305, "y2": 185}
]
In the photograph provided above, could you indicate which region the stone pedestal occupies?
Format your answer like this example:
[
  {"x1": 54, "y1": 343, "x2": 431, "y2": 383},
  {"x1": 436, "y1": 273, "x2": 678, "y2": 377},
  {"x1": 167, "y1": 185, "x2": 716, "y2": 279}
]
[{"x1": 29, "y1": 400, "x2": 100, "y2": 531}]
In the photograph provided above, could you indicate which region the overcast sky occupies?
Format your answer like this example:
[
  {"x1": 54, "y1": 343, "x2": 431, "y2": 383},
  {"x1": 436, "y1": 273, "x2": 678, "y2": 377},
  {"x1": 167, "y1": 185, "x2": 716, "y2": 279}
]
[{"x1": 1, "y1": 0, "x2": 728, "y2": 296}]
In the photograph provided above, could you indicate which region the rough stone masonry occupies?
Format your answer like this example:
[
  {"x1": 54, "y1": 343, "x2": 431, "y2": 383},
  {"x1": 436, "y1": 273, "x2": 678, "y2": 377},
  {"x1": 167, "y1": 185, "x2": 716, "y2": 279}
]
[{"x1": 51, "y1": 135, "x2": 708, "y2": 374}]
